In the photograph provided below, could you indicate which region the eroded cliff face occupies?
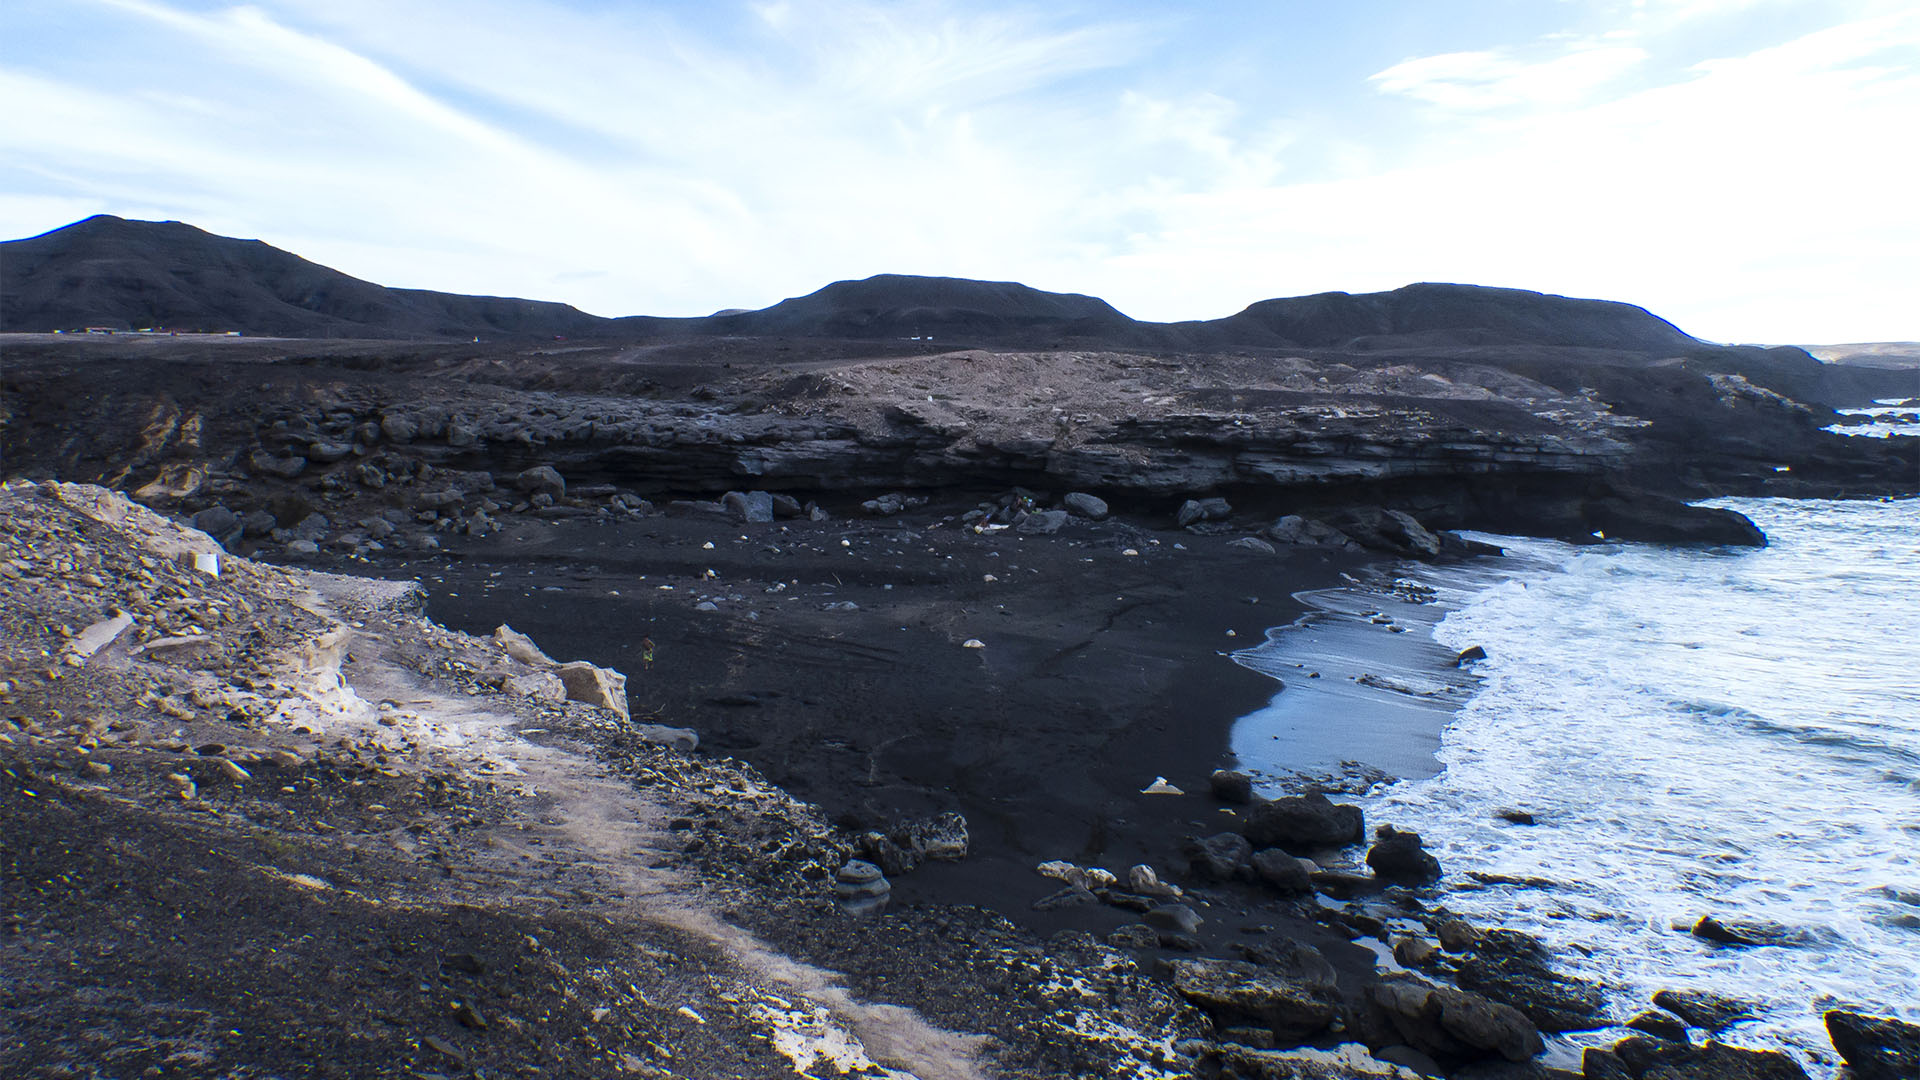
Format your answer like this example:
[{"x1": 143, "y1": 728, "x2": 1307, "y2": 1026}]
[{"x1": 1, "y1": 336, "x2": 1910, "y2": 554}]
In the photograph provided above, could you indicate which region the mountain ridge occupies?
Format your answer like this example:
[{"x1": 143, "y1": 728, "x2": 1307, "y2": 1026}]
[{"x1": 5, "y1": 215, "x2": 1706, "y2": 354}]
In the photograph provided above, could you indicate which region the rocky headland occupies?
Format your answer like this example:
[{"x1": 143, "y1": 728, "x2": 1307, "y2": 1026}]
[{"x1": 3, "y1": 216, "x2": 1917, "y2": 1078}]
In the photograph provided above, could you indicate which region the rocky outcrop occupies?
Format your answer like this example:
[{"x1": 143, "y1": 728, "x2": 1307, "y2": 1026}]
[
  {"x1": 1362, "y1": 976, "x2": 1544, "y2": 1065},
  {"x1": 1169, "y1": 955, "x2": 1340, "y2": 1041},
  {"x1": 1824, "y1": 1010, "x2": 1920, "y2": 1080}
]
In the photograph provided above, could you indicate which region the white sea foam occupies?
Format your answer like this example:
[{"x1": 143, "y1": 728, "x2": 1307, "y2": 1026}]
[{"x1": 1238, "y1": 497, "x2": 1920, "y2": 1073}]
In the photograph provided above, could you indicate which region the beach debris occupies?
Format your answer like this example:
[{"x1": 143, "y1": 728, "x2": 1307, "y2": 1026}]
[
  {"x1": 1121, "y1": 548, "x2": 1139, "y2": 556},
  {"x1": 961, "y1": 638, "x2": 985, "y2": 648},
  {"x1": 67, "y1": 612, "x2": 135, "y2": 661},
  {"x1": 1140, "y1": 776, "x2": 1183, "y2": 795}
]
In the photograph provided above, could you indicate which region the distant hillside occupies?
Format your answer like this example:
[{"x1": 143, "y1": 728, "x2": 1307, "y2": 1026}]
[
  {"x1": 0, "y1": 216, "x2": 609, "y2": 339},
  {"x1": 1804, "y1": 342, "x2": 1920, "y2": 368},
  {"x1": 4, "y1": 215, "x2": 1729, "y2": 357},
  {"x1": 705, "y1": 274, "x2": 1149, "y2": 343},
  {"x1": 1195, "y1": 282, "x2": 1698, "y2": 352}
]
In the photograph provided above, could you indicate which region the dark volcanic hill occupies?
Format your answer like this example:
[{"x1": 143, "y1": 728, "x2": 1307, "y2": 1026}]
[
  {"x1": 6, "y1": 214, "x2": 1719, "y2": 355},
  {"x1": 0, "y1": 215, "x2": 611, "y2": 339},
  {"x1": 704, "y1": 273, "x2": 1149, "y2": 344},
  {"x1": 1199, "y1": 282, "x2": 1697, "y2": 352}
]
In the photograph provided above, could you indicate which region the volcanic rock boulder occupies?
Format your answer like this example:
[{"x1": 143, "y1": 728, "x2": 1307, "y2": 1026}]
[
  {"x1": 1242, "y1": 792, "x2": 1365, "y2": 851},
  {"x1": 1825, "y1": 1010, "x2": 1920, "y2": 1080},
  {"x1": 1366, "y1": 826, "x2": 1442, "y2": 884},
  {"x1": 1364, "y1": 976, "x2": 1543, "y2": 1065},
  {"x1": 556, "y1": 661, "x2": 629, "y2": 721},
  {"x1": 1183, "y1": 832, "x2": 1254, "y2": 882},
  {"x1": 1169, "y1": 956, "x2": 1340, "y2": 1042},
  {"x1": 1607, "y1": 1035, "x2": 1808, "y2": 1080},
  {"x1": 1454, "y1": 929, "x2": 1609, "y2": 1032}
]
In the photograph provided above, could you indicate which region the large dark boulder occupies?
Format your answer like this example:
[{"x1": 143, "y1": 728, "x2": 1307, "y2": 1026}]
[
  {"x1": 1608, "y1": 1035, "x2": 1808, "y2": 1080},
  {"x1": 1366, "y1": 825, "x2": 1441, "y2": 884},
  {"x1": 1183, "y1": 832, "x2": 1254, "y2": 882},
  {"x1": 1582, "y1": 491, "x2": 1765, "y2": 547},
  {"x1": 1169, "y1": 956, "x2": 1339, "y2": 1040},
  {"x1": 1453, "y1": 930, "x2": 1609, "y2": 1032},
  {"x1": 1363, "y1": 976, "x2": 1544, "y2": 1065},
  {"x1": 1241, "y1": 793, "x2": 1364, "y2": 852},
  {"x1": 1825, "y1": 1010, "x2": 1920, "y2": 1080}
]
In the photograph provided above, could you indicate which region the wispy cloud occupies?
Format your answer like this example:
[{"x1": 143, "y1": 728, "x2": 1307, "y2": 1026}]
[
  {"x1": 1371, "y1": 45, "x2": 1651, "y2": 109},
  {"x1": 2, "y1": 0, "x2": 1915, "y2": 340}
]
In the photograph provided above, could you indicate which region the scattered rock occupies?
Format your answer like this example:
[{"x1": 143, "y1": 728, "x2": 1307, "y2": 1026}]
[
  {"x1": 307, "y1": 441, "x2": 352, "y2": 463},
  {"x1": 1495, "y1": 809, "x2": 1535, "y2": 826},
  {"x1": 1249, "y1": 849, "x2": 1313, "y2": 895},
  {"x1": 1241, "y1": 792, "x2": 1365, "y2": 851},
  {"x1": 1367, "y1": 826, "x2": 1442, "y2": 884},
  {"x1": 1108, "y1": 923, "x2": 1159, "y2": 949},
  {"x1": 1651, "y1": 989, "x2": 1754, "y2": 1032},
  {"x1": 1825, "y1": 1009, "x2": 1920, "y2": 1080},
  {"x1": 1454, "y1": 646, "x2": 1488, "y2": 666},
  {"x1": 1454, "y1": 929, "x2": 1609, "y2": 1032},
  {"x1": 1607, "y1": 1035, "x2": 1809, "y2": 1080},
  {"x1": 1062, "y1": 492, "x2": 1109, "y2": 520},
  {"x1": 1393, "y1": 937, "x2": 1440, "y2": 969},
  {"x1": 1183, "y1": 832, "x2": 1253, "y2": 882},
  {"x1": 1227, "y1": 536, "x2": 1277, "y2": 555},
  {"x1": 555, "y1": 661, "x2": 629, "y2": 720},
  {"x1": 721, "y1": 490, "x2": 774, "y2": 523},
  {"x1": 1365, "y1": 976, "x2": 1544, "y2": 1065},
  {"x1": 1177, "y1": 497, "x2": 1232, "y2": 529},
  {"x1": 1144, "y1": 904, "x2": 1204, "y2": 936},
  {"x1": 1624, "y1": 1010, "x2": 1689, "y2": 1041},
  {"x1": 1033, "y1": 885, "x2": 1099, "y2": 911},
  {"x1": 1016, "y1": 509, "x2": 1070, "y2": 534},
  {"x1": 515, "y1": 465, "x2": 566, "y2": 498},
  {"x1": 1264, "y1": 515, "x2": 1356, "y2": 549},
  {"x1": 1169, "y1": 956, "x2": 1339, "y2": 1040},
  {"x1": 1208, "y1": 768, "x2": 1255, "y2": 805},
  {"x1": 494, "y1": 624, "x2": 557, "y2": 667}
]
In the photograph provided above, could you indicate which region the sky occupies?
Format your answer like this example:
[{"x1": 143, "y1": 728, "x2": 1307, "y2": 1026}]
[{"x1": 3, "y1": 0, "x2": 1916, "y2": 344}]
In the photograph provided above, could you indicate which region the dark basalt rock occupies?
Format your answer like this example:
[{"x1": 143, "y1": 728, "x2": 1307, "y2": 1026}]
[
  {"x1": 1249, "y1": 849, "x2": 1313, "y2": 895},
  {"x1": 1583, "y1": 491, "x2": 1765, "y2": 547},
  {"x1": 1607, "y1": 1035, "x2": 1808, "y2": 1080},
  {"x1": 1183, "y1": 832, "x2": 1254, "y2": 882},
  {"x1": 1366, "y1": 825, "x2": 1442, "y2": 884},
  {"x1": 1453, "y1": 929, "x2": 1609, "y2": 1033},
  {"x1": 1824, "y1": 1009, "x2": 1920, "y2": 1080},
  {"x1": 1362, "y1": 975, "x2": 1544, "y2": 1065},
  {"x1": 1651, "y1": 989, "x2": 1753, "y2": 1032},
  {"x1": 1241, "y1": 792, "x2": 1365, "y2": 852},
  {"x1": 1168, "y1": 956, "x2": 1339, "y2": 1040}
]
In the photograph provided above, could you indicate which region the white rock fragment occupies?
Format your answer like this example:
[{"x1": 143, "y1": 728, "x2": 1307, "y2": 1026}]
[
  {"x1": 68, "y1": 613, "x2": 135, "y2": 661},
  {"x1": 1140, "y1": 776, "x2": 1184, "y2": 795}
]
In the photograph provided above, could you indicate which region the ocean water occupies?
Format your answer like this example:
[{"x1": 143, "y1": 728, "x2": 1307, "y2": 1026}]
[
  {"x1": 1827, "y1": 397, "x2": 1920, "y2": 438},
  {"x1": 1234, "y1": 495, "x2": 1920, "y2": 1071}
]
